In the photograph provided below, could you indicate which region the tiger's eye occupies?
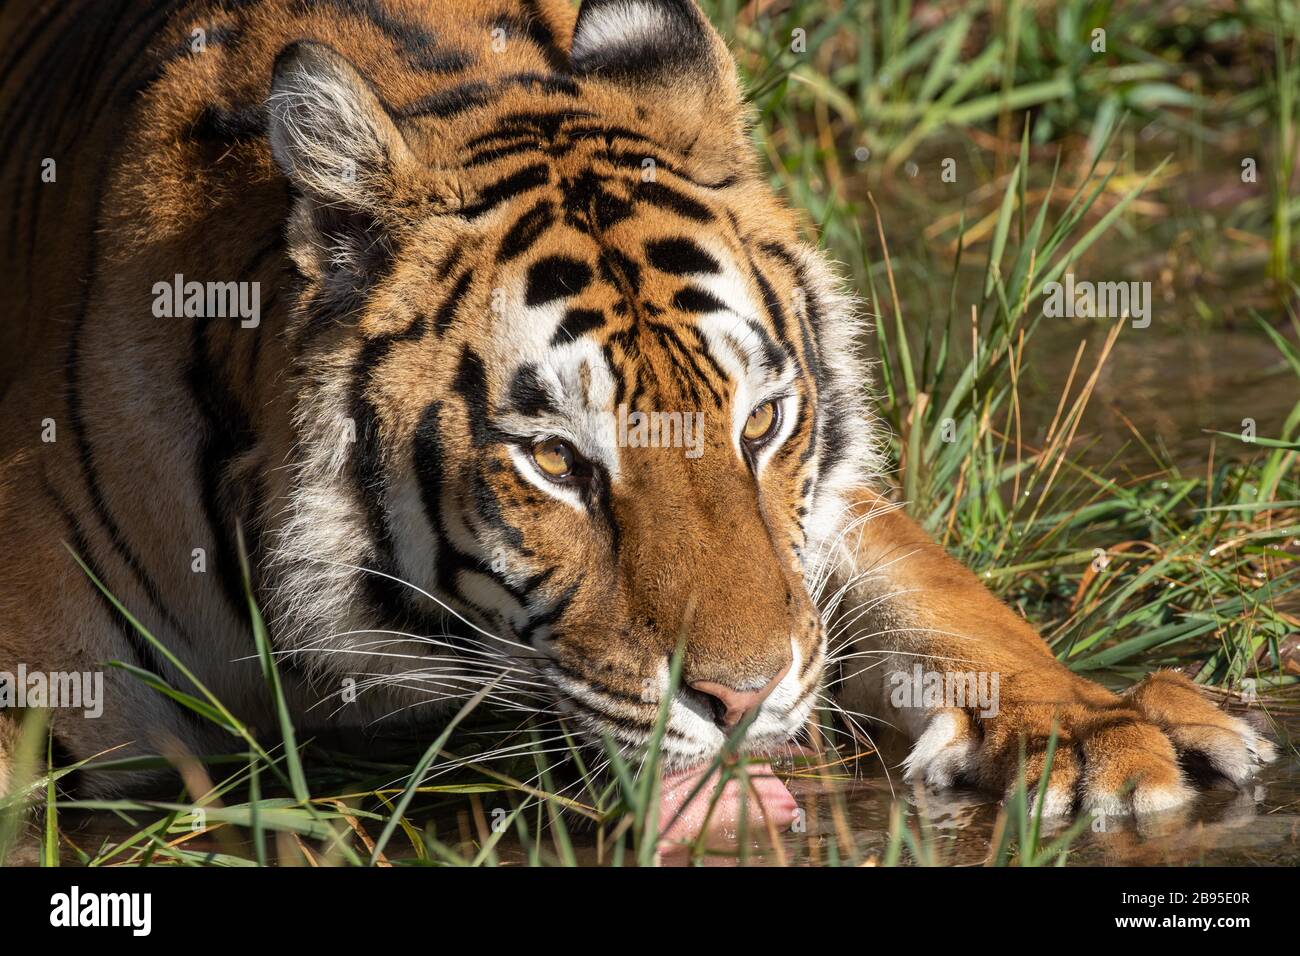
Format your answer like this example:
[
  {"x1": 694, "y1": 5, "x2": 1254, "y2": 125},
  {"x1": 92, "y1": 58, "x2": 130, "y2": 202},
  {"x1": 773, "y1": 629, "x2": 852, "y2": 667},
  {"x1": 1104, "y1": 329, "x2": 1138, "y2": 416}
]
[
  {"x1": 532, "y1": 437, "x2": 576, "y2": 479},
  {"x1": 743, "y1": 401, "x2": 777, "y2": 442}
]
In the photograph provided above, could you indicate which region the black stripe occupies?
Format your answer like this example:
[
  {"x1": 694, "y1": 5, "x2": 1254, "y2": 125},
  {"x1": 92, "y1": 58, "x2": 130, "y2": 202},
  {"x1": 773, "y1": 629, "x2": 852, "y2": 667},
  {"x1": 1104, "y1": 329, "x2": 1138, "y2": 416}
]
[
  {"x1": 547, "y1": 662, "x2": 690, "y2": 741},
  {"x1": 506, "y1": 363, "x2": 555, "y2": 417},
  {"x1": 138, "y1": 21, "x2": 244, "y2": 95},
  {"x1": 645, "y1": 236, "x2": 719, "y2": 275},
  {"x1": 400, "y1": 71, "x2": 579, "y2": 120},
  {"x1": 463, "y1": 108, "x2": 595, "y2": 151},
  {"x1": 689, "y1": 327, "x2": 730, "y2": 385},
  {"x1": 497, "y1": 198, "x2": 554, "y2": 262},
  {"x1": 394, "y1": 80, "x2": 491, "y2": 120},
  {"x1": 604, "y1": 342, "x2": 631, "y2": 410},
  {"x1": 48, "y1": 3, "x2": 137, "y2": 156},
  {"x1": 742, "y1": 316, "x2": 787, "y2": 373},
  {"x1": 187, "y1": 310, "x2": 260, "y2": 629},
  {"x1": 524, "y1": 580, "x2": 578, "y2": 643},
  {"x1": 525, "y1": 254, "x2": 591, "y2": 307},
  {"x1": 660, "y1": 347, "x2": 702, "y2": 409},
  {"x1": 413, "y1": 401, "x2": 494, "y2": 609},
  {"x1": 635, "y1": 181, "x2": 714, "y2": 223},
  {"x1": 550, "y1": 307, "x2": 605, "y2": 345},
  {"x1": 790, "y1": 264, "x2": 827, "y2": 383},
  {"x1": 469, "y1": 467, "x2": 527, "y2": 555},
  {"x1": 189, "y1": 103, "x2": 267, "y2": 143},
  {"x1": 759, "y1": 240, "x2": 800, "y2": 269},
  {"x1": 749, "y1": 261, "x2": 793, "y2": 352},
  {"x1": 460, "y1": 163, "x2": 550, "y2": 219},
  {"x1": 464, "y1": 138, "x2": 540, "y2": 168},
  {"x1": 756, "y1": 245, "x2": 826, "y2": 389},
  {"x1": 348, "y1": 289, "x2": 435, "y2": 561},
  {"x1": 515, "y1": 0, "x2": 569, "y2": 74},
  {"x1": 508, "y1": 71, "x2": 579, "y2": 97},
  {"x1": 797, "y1": 403, "x2": 821, "y2": 469},
  {"x1": 605, "y1": 147, "x2": 738, "y2": 190},
  {"x1": 352, "y1": 395, "x2": 497, "y2": 648},
  {"x1": 435, "y1": 270, "x2": 474, "y2": 335},
  {"x1": 412, "y1": 401, "x2": 448, "y2": 559},
  {"x1": 586, "y1": 469, "x2": 621, "y2": 561},
  {"x1": 818, "y1": 411, "x2": 849, "y2": 481},
  {"x1": 648, "y1": 321, "x2": 723, "y2": 408},
  {"x1": 671, "y1": 286, "x2": 726, "y2": 314},
  {"x1": 598, "y1": 247, "x2": 642, "y2": 291},
  {"x1": 558, "y1": 167, "x2": 634, "y2": 233},
  {"x1": 40, "y1": 476, "x2": 166, "y2": 681},
  {"x1": 91, "y1": 0, "x2": 197, "y2": 133},
  {"x1": 453, "y1": 347, "x2": 492, "y2": 446},
  {"x1": 435, "y1": 240, "x2": 466, "y2": 280},
  {"x1": 351, "y1": 364, "x2": 391, "y2": 554}
]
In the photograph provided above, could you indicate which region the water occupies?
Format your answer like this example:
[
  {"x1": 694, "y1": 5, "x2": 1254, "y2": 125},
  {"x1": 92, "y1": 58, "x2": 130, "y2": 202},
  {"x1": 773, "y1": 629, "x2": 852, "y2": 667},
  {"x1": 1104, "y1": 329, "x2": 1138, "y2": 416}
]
[{"x1": 1024, "y1": 323, "x2": 1296, "y2": 472}]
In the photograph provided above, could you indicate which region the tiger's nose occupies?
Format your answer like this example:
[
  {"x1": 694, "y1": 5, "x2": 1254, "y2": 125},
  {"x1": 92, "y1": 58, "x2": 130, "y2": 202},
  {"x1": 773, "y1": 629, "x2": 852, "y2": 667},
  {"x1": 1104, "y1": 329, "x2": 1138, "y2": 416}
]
[{"x1": 689, "y1": 660, "x2": 792, "y2": 730}]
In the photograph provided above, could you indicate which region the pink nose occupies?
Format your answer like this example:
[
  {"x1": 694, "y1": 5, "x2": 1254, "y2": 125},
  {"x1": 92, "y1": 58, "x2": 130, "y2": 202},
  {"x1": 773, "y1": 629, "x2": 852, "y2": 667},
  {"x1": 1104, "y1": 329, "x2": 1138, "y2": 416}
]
[{"x1": 689, "y1": 660, "x2": 792, "y2": 729}]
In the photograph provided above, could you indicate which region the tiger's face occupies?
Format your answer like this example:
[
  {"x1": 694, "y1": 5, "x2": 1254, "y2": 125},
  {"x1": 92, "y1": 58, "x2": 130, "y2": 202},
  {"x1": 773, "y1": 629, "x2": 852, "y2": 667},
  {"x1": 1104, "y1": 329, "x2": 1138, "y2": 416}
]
[{"x1": 266, "y1": 1, "x2": 876, "y2": 769}]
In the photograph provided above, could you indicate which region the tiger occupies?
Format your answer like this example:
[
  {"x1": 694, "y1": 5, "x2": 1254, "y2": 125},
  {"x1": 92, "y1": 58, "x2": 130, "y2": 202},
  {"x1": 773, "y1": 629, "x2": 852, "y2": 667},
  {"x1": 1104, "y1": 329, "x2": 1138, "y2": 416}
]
[{"x1": 0, "y1": 0, "x2": 1274, "y2": 835}]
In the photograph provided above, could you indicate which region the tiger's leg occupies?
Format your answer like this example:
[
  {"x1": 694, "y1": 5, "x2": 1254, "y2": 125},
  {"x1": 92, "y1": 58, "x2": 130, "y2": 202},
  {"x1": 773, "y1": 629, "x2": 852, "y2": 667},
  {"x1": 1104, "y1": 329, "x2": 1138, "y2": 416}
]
[{"x1": 824, "y1": 490, "x2": 1275, "y2": 814}]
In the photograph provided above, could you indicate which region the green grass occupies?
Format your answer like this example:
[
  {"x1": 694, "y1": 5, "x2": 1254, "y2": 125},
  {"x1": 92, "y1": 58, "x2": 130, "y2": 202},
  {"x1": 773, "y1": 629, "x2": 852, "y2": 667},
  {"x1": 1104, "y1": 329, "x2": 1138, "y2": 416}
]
[
  {"x1": 706, "y1": 0, "x2": 1300, "y2": 301},
  {"x1": 2, "y1": 0, "x2": 1298, "y2": 867}
]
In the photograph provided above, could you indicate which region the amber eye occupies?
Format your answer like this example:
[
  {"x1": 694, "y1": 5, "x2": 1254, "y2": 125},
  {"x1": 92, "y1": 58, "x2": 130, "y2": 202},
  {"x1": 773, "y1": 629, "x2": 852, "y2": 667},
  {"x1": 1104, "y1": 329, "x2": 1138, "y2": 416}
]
[
  {"x1": 743, "y1": 401, "x2": 778, "y2": 443},
  {"x1": 532, "y1": 437, "x2": 577, "y2": 479}
]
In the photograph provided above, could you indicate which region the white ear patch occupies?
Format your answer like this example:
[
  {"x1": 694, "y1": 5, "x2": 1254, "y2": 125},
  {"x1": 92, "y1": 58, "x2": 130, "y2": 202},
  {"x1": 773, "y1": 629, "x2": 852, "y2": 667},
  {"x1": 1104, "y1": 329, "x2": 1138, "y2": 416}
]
[
  {"x1": 571, "y1": 0, "x2": 675, "y2": 64},
  {"x1": 267, "y1": 43, "x2": 404, "y2": 207}
]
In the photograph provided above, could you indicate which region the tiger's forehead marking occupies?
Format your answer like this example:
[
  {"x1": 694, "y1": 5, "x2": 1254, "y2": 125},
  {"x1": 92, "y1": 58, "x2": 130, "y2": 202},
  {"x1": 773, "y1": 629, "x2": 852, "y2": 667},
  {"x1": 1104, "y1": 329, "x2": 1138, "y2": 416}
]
[{"x1": 489, "y1": 234, "x2": 796, "y2": 478}]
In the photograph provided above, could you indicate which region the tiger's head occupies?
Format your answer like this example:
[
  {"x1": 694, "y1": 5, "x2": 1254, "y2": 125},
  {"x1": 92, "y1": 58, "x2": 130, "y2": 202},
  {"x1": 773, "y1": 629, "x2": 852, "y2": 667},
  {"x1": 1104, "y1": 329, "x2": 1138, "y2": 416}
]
[{"x1": 264, "y1": 0, "x2": 879, "y2": 770}]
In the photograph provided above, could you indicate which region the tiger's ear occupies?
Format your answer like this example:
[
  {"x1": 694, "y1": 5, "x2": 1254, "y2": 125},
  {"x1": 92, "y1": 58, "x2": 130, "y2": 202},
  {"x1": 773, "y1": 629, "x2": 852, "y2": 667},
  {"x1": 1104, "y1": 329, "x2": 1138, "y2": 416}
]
[
  {"x1": 267, "y1": 42, "x2": 419, "y2": 278},
  {"x1": 570, "y1": 0, "x2": 731, "y2": 84},
  {"x1": 569, "y1": 0, "x2": 751, "y2": 182},
  {"x1": 268, "y1": 42, "x2": 415, "y2": 206}
]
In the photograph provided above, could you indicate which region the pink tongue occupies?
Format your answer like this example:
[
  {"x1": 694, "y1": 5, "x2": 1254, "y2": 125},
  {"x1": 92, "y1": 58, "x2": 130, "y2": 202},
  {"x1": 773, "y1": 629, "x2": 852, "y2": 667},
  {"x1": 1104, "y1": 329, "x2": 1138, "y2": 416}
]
[{"x1": 657, "y1": 762, "x2": 798, "y2": 846}]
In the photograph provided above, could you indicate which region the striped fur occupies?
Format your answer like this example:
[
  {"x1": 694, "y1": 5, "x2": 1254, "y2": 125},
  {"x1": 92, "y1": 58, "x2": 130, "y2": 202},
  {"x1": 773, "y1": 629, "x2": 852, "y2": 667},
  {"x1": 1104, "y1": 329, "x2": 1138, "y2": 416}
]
[
  {"x1": 0, "y1": 0, "x2": 877, "y2": 789},
  {"x1": 0, "y1": 0, "x2": 1272, "y2": 812}
]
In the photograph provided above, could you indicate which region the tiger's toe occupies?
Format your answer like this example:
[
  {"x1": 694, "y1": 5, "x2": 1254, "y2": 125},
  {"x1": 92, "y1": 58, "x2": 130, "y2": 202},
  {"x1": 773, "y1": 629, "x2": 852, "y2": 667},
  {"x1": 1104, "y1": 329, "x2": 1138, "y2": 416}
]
[
  {"x1": 1078, "y1": 718, "x2": 1192, "y2": 815},
  {"x1": 902, "y1": 709, "x2": 978, "y2": 789},
  {"x1": 1126, "y1": 670, "x2": 1276, "y2": 786}
]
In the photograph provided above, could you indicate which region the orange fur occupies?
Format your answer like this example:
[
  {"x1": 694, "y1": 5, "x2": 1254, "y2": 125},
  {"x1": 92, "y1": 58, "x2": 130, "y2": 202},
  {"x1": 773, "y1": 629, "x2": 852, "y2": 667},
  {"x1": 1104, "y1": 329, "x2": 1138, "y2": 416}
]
[{"x1": 0, "y1": 1, "x2": 1274, "y2": 814}]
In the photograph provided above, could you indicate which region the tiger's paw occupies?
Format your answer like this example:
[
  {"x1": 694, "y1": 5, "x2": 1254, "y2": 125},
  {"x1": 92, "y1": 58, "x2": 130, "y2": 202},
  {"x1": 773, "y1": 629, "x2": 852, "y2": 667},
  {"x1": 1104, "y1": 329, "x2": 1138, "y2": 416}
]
[{"x1": 901, "y1": 671, "x2": 1274, "y2": 816}]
